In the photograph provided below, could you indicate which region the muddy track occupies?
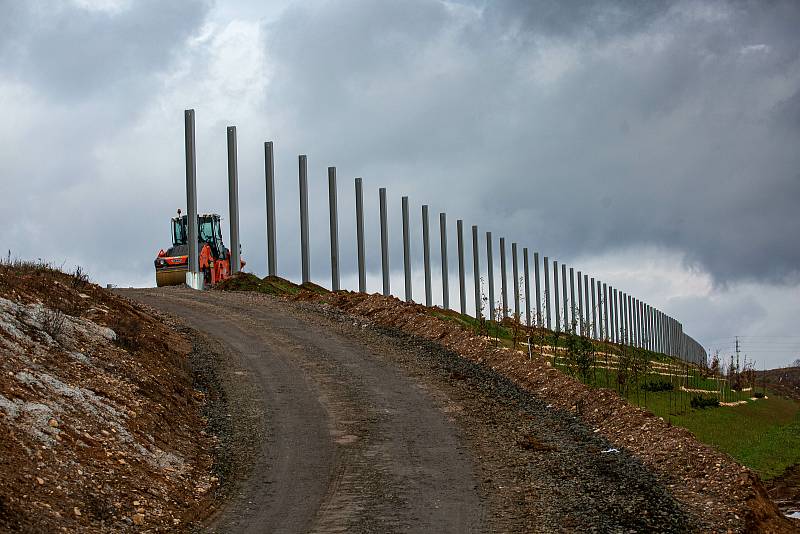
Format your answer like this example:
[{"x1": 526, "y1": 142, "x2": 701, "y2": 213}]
[{"x1": 121, "y1": 288, "x2": 696, "y2": 533}]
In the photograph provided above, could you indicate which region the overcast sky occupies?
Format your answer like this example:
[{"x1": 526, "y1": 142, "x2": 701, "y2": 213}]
[{"x1": 2, "y1": 0, "x2": 798, "y2": 367}]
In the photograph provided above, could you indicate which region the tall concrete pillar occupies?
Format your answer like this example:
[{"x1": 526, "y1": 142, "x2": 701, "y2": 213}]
[
  {"x1": 486, "y1": 232, "x2": 495, "y2": 321},
  {"x1": 621, "y1": 291, "x2": 627, "y2": 344},
  {"x1": 402, "y1": 197, "x2": 411, "y2": 302},
  {"x1": 440, "y1": 213, "x2": 449, "y2": 309},
  {"x1": 523, "y1": 248, "x2": 531, "y2": 326},
  {"x1": 553, "y1": 260, "x2": 561, "y2": 332},
  {"x1": 569, "y1": 267, "x2": 576, "y2": 333},
  {"x1": 534, "y1": 252, "x2": 541, "y2": 327},
  {"x1": 500, "y1": 238, "x2": 508, "y2": 318},
  {"x1": 184, "y1": 110, "x2": 199, "y2": 287},
  {"x1": 609, "y1": 287, "x2": 619, "y2": 343},
  {"x1": 543, "y1": 256, "x2": 551, "y2": 330},
  {"x1": 227, "y1": 126, "x2": 241, "y2": 275},
  {"x1": 512, "y1": 243, "x2": 520, "y2": 321},
  {"x1": 328, "y1": 167, "x2": 339, "y2": 291},
  {"x1": 299, "y1": 155, "x2": 310, "y2": 284},
  {"x1": 561, "y1": 263, "x2": 568, "y2": 331},
  {"x1": 472, "y1": 225, "x2": 480, "y2": 318},
  {"x1": 577, "y1": 270, "x2": 583, "y2": 335},
  {"x1": 583, "y1": 274, "x2": 590, "y2": 331},
  {"x1": 379, "y1": 188, "x2": 389, "y2": 296},
  {"x1": 422, "y1": 205, "x2": 432, "y2": 306},
  {"x1": 584, "y1": 277, "x2": 600, "y2": 339},
  {"x1": 602, "y1": 283, "x2": 609, "y2": 341},
  {"x1": 264, "y1": 141, "x2": 277, "y2": 277},
  {"x1": 457, "y1": 220, "x2": 466, "y2": 314},
  {"x1": 355, "y1": 178, "x2": 366, "y2": 292}
]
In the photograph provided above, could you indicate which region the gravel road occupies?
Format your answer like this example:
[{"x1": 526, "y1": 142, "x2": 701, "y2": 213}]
[{"x1": 122, "y1": 288, "x2": 695, "y2": 533}]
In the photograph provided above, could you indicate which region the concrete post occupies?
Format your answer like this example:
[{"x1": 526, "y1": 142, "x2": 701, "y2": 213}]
[
  {"x1": 440, "y1": 213, "x2": 449, "y2": 309},
  {"x1": 553, "y1": 260, "x2": 560, "y2": 332},
  {"x1": 227, "y1": 127, "x2": 241, "y2": 275},
  {"x1": 619, "y1": 291, "x2": 625, "y2": 344},
  {"x1": 523, "y1": 248, "x2": 531, "y2": 326},
  {"x1": 630, "y1": 296, "x2": 636, "y2": 346},
  {"x1": 184, "y1": 110, "x2": 199, "y2": 287},
  {"x1": 577, "y1": 270, "x2": 583, "y2": 335},
  {"x1": 622, "y1": 292, "x2": 628, "y2": 344},
  {"x1": 379, "y1": 188, "x2": 389, "y2": 296},
  {"x1": 500, "y1": 238, "x2": 508, "y2": 318},
  {"x1": 355, "y1": 178, "x2": 366, "y2": 293},
  {"x1": 625, "y1": 294, "x2": 631, "y2": 345},
  {"x1": 328, "y1": 167, "x2": 339, "y2": 291},
  {"x1": 543, "y1": 256, "x2": 551, "y2": 330},
  {"x1": 608, "y1": 286, "x2": 617, "y2": 343},
  {"x1": 587, "y1": 277, "x2": 600, "y2": 339},
  {"x1": 534, "y1": 252, "x2": 541, "y2": 327},
  {"x1": 561, "y1": 263, "x2": 568, "y2": 332},
  {"x1": 486, "y1": 232, "x2": 495, "y2": 322},
  {"x1": 569, "y1": 267, "x2": 576, "y2": 333},
  {"x1": 584, "y1": 274, "x2": 590, "y2": 332},
  {"x1": 457, "y1": 220, "x2": 466, "y2": 314},
  {"x1": 618, "y1": 290, "x2": 624, "y2": 344},
  {"x1": 602, "y1": 283, "x2": 609, "y2": 341},
  {"x1": 422, "y1": 205, "x2": 432, "y2": 306},
  {"x1": 402, "y1": 197, "x2": 411, "y2": 302},
  {"x1": 642, "y1": 304, "x2": 647, "y2": 349},
  {"x1": 299, "y1": 155, "x2": 310, "y2": 284},
  {"x1": 472, "y1": 225, "x2": 480, "y2": 319},
  {"x1": 512, "y1": 243, "x2": 520, "y2": 321},
  {"x1": 264, "y1": 141, "x2": 277, "y2": 277}
]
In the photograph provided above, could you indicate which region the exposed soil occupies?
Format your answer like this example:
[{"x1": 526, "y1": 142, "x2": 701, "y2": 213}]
[
  {"x1": 765, "y1": 464, "x2": 800, "y2": 520},
  {"x1": 756, "y1": 367, "x2": 800, "y2": 402},
  {"x1": 0, "y1": 264, "x2": 217, "y2": 532}
]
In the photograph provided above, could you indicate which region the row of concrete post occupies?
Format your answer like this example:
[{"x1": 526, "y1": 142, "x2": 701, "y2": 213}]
[{"x1": 182, "y1": 110, "x2": 706, "y2": 365}]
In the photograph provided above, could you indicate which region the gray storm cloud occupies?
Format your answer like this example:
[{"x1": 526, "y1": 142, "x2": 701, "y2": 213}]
[{"x1": 1, "y1": 0, "x2": 798, "y2": 364}]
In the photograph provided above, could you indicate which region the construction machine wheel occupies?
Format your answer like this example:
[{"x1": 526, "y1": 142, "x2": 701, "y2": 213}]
[{"x1": 155, "y1": 269, "x2": 188, "y2": 287}]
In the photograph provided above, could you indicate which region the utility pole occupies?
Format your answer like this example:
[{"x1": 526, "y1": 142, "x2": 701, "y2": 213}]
[{"x1": 735, "y1": 336, "x2": 740, "y2": 372}]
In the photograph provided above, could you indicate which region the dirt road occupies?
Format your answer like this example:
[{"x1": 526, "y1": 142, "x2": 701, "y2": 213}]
[{"x1": 122, "y1": 288, "x2": 694, "y2": 533}]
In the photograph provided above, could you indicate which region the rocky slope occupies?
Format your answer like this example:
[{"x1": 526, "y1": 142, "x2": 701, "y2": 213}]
[{"x1": 0, "y1": 262, "x2": 216, "y2": 532}]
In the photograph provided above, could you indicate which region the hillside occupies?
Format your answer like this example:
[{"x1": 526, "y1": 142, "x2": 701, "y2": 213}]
[
  {"x1": 757, "y1": 367, "x2": 800, "y2": 402},
  {"x1": 0, "y1": 262, "x2": 217, "y2": 531}
]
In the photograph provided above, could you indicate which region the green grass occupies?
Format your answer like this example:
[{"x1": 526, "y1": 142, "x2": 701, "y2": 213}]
[{"x1": 673, "y1": 395, "x2": 800, "y2": 479}]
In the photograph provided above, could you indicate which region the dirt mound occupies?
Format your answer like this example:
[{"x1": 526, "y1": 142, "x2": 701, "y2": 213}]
[
  {"x1": 0, "y1": 261, "x2": 216, "y2": 532},
  {"x1": 766, "y1": 463, "x2": 800, "y2": 519},
  {"x1": 214, "y1": 272, "x2": 320, "y2": 297},
  {"x1": 757, "y1": 367, "x2": 800, "y2": 402},
  {"x1": 298, "y1": 290, "x2": 796, "y2": 533}
]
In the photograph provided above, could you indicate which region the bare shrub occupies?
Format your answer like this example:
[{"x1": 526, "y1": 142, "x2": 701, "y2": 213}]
[
  {"x1": 38, "y1": 307, "x2": 66, "y2": 342},
  {"x1": 71, "y1": 265, "x2": 90, "y2": 288}
]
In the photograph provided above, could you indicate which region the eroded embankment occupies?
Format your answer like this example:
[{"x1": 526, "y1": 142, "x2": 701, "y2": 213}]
[
  {"x1": 291, "y1": 290, "x2": 796, "y2": 533},
  {"x1": 0, "y1": 264, "x2": 217, "y2": 532}
]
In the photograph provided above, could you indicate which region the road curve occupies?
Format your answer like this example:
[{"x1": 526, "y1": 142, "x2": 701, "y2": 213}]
[{"x1": 122, "y1": 288, "x2": 486, "y2": 533}]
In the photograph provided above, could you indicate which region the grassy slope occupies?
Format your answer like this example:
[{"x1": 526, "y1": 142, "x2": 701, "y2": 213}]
[{"x1": 219, "y1": 273, "x2": 800, "y2": 480}]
